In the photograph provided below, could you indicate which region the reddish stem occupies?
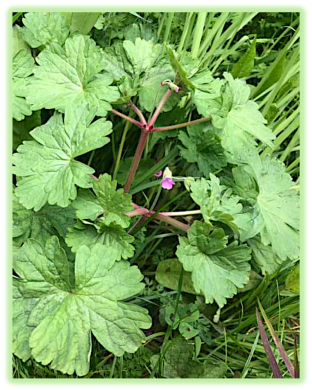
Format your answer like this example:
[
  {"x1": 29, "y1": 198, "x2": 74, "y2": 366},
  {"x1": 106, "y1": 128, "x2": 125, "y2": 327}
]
[
  {"x1": 124, "y1": 130, "x2": 149, "y2": 193},
  {"x1": 111, "y1": 109, "x2": 143, "y2": 128},
  {"x1": 129, "y1": 100, "x2": 147, "y2": 126},
  {"x1": 149, "y1": 89, "x2": 173, "y2": 128},
  {"x1": 151, "y1": 116, "x2": 212, "y2": 132}
]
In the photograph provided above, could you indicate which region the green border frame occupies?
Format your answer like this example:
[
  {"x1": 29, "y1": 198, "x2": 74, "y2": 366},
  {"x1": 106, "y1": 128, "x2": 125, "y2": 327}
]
[{"x1": 2, "y1": 1, "x2": 311, "y2": 389}]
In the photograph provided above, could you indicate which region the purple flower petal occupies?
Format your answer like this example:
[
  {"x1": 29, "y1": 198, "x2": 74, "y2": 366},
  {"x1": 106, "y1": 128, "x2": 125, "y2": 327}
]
[
  {"x1": 161, "y1": 177, "x2": 175, "y2": 190},
  {"x1": 154, "y1": 170, "x2": 163, "y2": 178},
  {"x1": 175, "y1": 86, "x2": 180, "y2": 93}
]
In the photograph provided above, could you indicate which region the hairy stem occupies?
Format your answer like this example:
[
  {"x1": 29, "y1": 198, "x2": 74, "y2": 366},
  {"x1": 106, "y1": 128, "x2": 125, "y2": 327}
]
[
  {"x1": 124, "y1": 130, "x2": 149, "y2": 193},
  {"x1": 151, "y1": 116, "x2": 212, "y2": 132},
  {"x1": 149, "y1": 89, "x2": 173, "y2": 128},
  {"x1": 111, "y1": 109, "x2": 143, "y2": 128}
]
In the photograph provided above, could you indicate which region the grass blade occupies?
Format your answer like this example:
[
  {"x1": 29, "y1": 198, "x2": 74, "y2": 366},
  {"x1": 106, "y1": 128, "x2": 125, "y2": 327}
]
[
  {"x1": 256, "y1": 308, "x2": 283, "y2": 378},
  {"x1": 258, "y1": 301, "x2": 295, "y2": 378}
]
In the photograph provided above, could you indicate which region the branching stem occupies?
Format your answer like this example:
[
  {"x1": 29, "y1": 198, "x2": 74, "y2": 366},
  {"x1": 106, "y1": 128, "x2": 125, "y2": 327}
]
[{"x1": 151, "y1": 116, "x2": 212, "y2": 132}]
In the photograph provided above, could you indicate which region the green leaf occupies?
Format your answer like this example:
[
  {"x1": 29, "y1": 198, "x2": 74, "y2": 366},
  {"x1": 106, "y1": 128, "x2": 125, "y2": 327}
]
[
  {"x1": 248, "y1": 236, "x2": 284, "y2": 275},
  {"x1": 190, "y1": 175, "x2": 244, "y2": 234},
  {"x1": 166, "y1": 46, "x2": 198, "y2": 89},
  {"x1": 92, "y1": 174, "x2": 133, "y2": 228},
  {"x1": 69, "y1": 12, "x2": 101, "y2": 35},
  {"x1": 237, "y1": 157, "x2": 300, "y2": 260},
  {"x1": 123, "y1": 38, "x2": 163, "y2": 76},
  {"x1": 231, "y1": 38, "x2": 256, "y2": 79},
  {"x1": 66, "y1": 221, "x2": 135, "y2": 260},
  {"x1": 21, "y1": 12, "x2": 70, "y2": 48},
  {"x1": 70, "y1": 189, "x2": 103, "y2": 221},
  {"x1": 26, "y1": 34, "x2": 120, "y2": 116},
  {"x1": 13, "y1": 111, "x2": 41, "y2": 150},
  {"x1": 176, "y1": 221, "x2": 251, "y2": 307},
  {"x1": 156, "y1": 258, "x2": 197, "y2": 295},
  {"x1": 139, "y1": 62, "x2": 179, "y2": 112},
  {"x1": 178, "y1": 123, "x2": 227, "y2": 176},
  {"x1": 13, "y1": 103, "x2": 112, "y2": 211},
  {"x1": 179, "y1": 323, "x2": 199, "y2": 339},
  {"x1": 13, "y1": 186, "x2": 76, "y2": 249},
  {"x1": 13, "y1": 25, "x2": 31, "y2": 57},
  {"x1": 12, "y1": 50, "x2": 34, "y2": 121},
  {"x1": 13, "y1": 236, "x2": 151, "y2": 376},
  {"x1": 285, "y1": 264, "x2": 300, "y2": 294},
  {"x1": 151, "y1": 338, "x2": 227, "y2": 378},
  {"x1": 194, "y1": 73, "x2": 275, "y2": 164}
]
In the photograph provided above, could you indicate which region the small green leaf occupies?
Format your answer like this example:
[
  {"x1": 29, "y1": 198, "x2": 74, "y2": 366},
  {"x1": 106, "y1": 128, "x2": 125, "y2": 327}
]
[
  {"x1": 176, "y1": 222, "x2": 251, "y2": 307},
  {"x1": 12, "y1": 50, "x2": 34, "y2": 121},
  {"x1": 92, "y1": 174, "x2": 133, "y2": 228},
  {"x1": 13, "y1": 111, "x2": 41, "y2": 150},
  {"x1": 156, "y1": 258, "x2": 197, "y2": 295},
  {"x1": 69, "y1": 12, "x2": 101, "y2": 35},
  {"x1": 285, "y1": 264, "x2": 300, "y2": 294},
  {"x1": 178, "y1": 123, "x2": 227, "y2": 176},
  {"x1": 231, "y1": 38, "x2": 256, "y2": 79}
]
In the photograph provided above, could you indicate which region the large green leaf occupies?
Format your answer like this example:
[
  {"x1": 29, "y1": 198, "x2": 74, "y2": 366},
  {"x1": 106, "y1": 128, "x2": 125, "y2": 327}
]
[
  {"x1": 26, "y1": 34, "x2": 120, "y2": 116},
  {"x1": 178, "y1": 123, "x2": 227, "y2": 176},
  {"x1": 12, "y1": 50, "x2": 34, "y2": 121},
  {"x1": 176, "y1": 221, "x2": 251, "y2": 307},
  {"x1": 236, "y1": 157, "x2": 300, "y2": 260},
  {"x1": 13, "y1": 236, "x2": 151, "y2": 376},
  {"x1": 21, "y1": 12, "x2": 70, "y2": 48},
  {"x1": 13, "y1": 104, "x2": 112, "y2": 211},
  {"x1": 66, "y1": 221, "x2": 135, "y2": 260}
]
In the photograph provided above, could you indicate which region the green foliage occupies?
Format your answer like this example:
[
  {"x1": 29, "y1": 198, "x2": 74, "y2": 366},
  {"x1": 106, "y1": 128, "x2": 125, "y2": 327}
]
[{"x1": 12, "y1": 11, "x2": 300, "y2": 379}]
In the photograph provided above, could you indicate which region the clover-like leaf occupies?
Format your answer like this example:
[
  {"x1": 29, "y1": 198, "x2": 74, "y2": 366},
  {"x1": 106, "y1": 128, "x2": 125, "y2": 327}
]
[
  {"x1": 26, "y1": 34, "x2": 120, "y2": 116},
  {"x1": 178, "y1": 123, "x2": 227, "y2": 176},
  {"x1": 12, "y1": 50, "x2": 34, "y2": 121},
  {"x1": 176, "y1": 221, "x2": 251, "y2": 307},
  {"x1": 13, "y1": 186, "x2": 76, "y2": 249},
  {"x1": 21, "y1": 12, "x2": 70, "y2": 48},
  {"x1": 236, "y1": 157, "x2": 300, "y2": 260},
  {"x1": 13, "y1": 103, "x2": 112, "y2": 211},
  {"x1": 13, "y1": 236, "x2": 151, "y2": 376},
  {"x1": 66, "y1": 221, "x2": 135, "y2": 260}
]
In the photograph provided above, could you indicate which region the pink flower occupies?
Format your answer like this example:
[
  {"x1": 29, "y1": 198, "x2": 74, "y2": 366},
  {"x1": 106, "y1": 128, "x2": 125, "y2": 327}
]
[
  {"x1": 175, "y1": 86, "x2": 180, "y2": 93},
  {"x1": 154, "y1": 171, "x2": 163, "y2": 178},
  {"x1": 161, "y1": 177, "x2": 175, "y2": 190}
]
